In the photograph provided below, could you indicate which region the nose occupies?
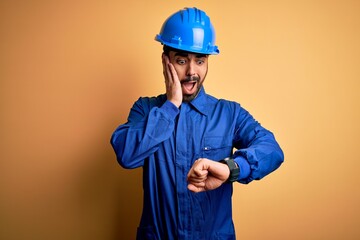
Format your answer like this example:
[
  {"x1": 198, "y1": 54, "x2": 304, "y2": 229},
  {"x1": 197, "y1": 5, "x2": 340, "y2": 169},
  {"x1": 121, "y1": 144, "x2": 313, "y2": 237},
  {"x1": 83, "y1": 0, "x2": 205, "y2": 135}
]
[{"x1": 186, "y1": 61, "x2": 196, "y2": 76}]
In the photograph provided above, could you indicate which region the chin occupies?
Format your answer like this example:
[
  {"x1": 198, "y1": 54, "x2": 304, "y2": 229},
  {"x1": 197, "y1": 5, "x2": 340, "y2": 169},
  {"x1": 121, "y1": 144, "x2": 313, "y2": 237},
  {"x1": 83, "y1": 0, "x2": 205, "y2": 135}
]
[{"x1": 183, "y1": 88, "x2": 201, "y2": 103}]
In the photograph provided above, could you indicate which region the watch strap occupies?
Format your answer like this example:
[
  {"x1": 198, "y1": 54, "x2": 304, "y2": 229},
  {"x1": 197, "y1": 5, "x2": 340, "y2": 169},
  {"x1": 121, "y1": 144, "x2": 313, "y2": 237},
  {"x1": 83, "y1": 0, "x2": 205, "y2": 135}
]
[{"x1": 220, "y1": 157, "x2": 240, "y2": 182}]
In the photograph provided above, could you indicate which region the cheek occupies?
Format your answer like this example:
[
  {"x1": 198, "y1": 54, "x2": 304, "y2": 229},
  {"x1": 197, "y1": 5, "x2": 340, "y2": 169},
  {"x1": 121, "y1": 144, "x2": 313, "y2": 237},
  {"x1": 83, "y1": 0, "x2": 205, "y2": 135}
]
[
  {"x1": 199, "y1": 66, "x2": 208, "y2": 79},
  {"x1": 173, "y1": 66, "x2": 186, "y2": 79}
]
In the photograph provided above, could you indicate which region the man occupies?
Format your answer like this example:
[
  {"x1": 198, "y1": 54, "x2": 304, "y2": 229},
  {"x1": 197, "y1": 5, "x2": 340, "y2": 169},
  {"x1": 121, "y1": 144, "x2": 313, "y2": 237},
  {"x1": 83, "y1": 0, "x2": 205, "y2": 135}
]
[{"x1": 111, "y1": 7, "x2": 284, "y2": 240}]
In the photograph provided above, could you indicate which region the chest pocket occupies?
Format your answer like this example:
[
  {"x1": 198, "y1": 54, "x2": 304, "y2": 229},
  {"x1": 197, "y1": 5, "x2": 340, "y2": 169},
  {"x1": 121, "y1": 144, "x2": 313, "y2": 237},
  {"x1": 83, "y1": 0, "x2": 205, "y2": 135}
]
[{"x1": 202, "y1": 136, "x2": 233, "y2": 161}]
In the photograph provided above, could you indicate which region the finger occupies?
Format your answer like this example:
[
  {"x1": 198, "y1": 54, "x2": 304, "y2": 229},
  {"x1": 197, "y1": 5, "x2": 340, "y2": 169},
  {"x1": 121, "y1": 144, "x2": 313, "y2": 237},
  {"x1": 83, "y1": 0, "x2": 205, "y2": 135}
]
[
  {"x1": 191, "y1": 181, "x2": 206, "y2": 188},
  {"x1": 162, "y1": 54, "x2": 171, "y2": 82},
  {"x1": 162, "y1": 54, "x2": 177, "y2": 83},
  {"x1": 195, "y1": 168, "x2": 208, "y2": 177},
  {"x1": 188, "y1": 183, "x2": 205, "y2": 193},
  {"x1": 187, "y1": 172, "x2": 207, "y2": 185},
  {"x1": 187, "y1": 168, "x2": 207, "y2": 179},
  {"x1": 162, "y1": 53, "x2": 166, "y2": 72},
  {"x1": 188, "y1": 184, "x2": 205, "y2": 193},
  {"x1": 187, "y1": 173, "x2": 200, "y2": 182},
  {"x1": 168, "y1": 62, "x2": 179, "y2": 84},
  {"x1": 188, "y1": 168, "x2": 207, "y2": 177},
  {"x1": 188, "y1": 176, "x2": 207, "y2": 184}
]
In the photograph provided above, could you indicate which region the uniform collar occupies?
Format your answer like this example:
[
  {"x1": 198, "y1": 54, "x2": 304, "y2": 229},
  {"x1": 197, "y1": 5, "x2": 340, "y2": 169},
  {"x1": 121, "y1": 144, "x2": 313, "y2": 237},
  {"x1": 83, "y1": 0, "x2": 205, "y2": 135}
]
[{"x1": 187, "y1": 87, "x2": 212, "y2": 116}]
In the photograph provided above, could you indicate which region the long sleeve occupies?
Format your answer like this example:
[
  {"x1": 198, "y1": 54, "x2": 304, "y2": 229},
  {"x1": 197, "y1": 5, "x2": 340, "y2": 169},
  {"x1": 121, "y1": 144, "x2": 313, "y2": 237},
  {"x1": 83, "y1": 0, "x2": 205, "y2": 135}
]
[
  {"x1": 110, "y1": 89, "x2": 284, "y2": 239},
  {"x1": 233, "y1": 105, "x2": 284, "y2": 184},
  {"x1": 110, "y1": 97, "x2": 179, "y2": 169}
]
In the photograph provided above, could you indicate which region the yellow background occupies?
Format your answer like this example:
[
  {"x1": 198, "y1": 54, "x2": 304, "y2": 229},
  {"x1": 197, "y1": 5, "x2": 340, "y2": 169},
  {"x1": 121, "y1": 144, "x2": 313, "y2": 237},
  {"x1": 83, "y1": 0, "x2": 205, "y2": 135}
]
[{"x1": 1, "y1": 0, "x2": 359, "y2": 239}]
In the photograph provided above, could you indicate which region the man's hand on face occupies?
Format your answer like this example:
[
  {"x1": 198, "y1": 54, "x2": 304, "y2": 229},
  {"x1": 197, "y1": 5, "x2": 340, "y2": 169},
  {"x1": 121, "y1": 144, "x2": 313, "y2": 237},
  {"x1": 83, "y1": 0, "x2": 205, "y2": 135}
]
[
  {"x1": 162, "y1": 54, "x2": 182, "y2": 108},
  {"x1": 187, "y1": 158, "x2": 230, "y2": 193}
]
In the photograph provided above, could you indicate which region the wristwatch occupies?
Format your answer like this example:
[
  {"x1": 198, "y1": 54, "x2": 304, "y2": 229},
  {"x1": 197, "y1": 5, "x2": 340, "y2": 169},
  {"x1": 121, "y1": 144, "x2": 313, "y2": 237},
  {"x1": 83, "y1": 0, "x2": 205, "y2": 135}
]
[{"x1": 220, "y1": 157, "x2": 240, "y2": 182}]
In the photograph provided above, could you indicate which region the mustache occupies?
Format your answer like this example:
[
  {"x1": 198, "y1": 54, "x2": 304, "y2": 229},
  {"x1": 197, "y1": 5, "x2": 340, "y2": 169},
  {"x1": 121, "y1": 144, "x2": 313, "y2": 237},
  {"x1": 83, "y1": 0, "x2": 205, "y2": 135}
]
[{"x1": 181, "y1": 76, "x2": 200, "y2": 83}]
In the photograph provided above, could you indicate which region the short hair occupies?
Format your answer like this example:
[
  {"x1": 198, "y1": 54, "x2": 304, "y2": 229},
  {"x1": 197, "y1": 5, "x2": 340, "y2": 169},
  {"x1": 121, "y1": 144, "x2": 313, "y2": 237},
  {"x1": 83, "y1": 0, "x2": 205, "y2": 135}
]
[{"x1": 163, "y1": 45, "x2": 208, "y2": 58}]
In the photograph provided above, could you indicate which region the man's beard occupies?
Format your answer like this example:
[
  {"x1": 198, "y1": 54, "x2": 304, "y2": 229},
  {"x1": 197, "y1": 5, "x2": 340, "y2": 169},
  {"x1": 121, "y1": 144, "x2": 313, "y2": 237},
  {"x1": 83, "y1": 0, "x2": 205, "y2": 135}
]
[{"x1": 181, "y1": 76, "x2": 203, "y2": 103}]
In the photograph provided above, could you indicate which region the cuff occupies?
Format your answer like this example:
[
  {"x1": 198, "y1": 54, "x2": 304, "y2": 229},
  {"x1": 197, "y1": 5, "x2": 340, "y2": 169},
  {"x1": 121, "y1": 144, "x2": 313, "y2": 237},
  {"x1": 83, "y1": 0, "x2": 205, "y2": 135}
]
[
  {"x1": 161, "y1": 100, "x2": 180, "y2": 119},
  {"x1": 234, "y1": 156, "x2": 251, "y2": 180}
]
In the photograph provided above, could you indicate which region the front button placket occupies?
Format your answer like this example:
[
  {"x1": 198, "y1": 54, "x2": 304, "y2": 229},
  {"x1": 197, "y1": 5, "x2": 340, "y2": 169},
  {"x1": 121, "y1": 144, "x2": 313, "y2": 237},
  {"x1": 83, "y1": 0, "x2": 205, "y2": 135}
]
[{"x1": 175, "y1": 103, "x2": 191, "y2": 239}]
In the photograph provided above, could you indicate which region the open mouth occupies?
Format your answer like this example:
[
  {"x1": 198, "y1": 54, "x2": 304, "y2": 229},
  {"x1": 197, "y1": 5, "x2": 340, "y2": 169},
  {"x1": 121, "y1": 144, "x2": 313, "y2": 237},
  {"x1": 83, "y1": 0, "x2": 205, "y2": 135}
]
[
  {"x1": 181, "y1": 81, "x2": 197, "y2": 92},
  {"x1": 181, "y1": 76, "x2": 199, "y2": 94}
]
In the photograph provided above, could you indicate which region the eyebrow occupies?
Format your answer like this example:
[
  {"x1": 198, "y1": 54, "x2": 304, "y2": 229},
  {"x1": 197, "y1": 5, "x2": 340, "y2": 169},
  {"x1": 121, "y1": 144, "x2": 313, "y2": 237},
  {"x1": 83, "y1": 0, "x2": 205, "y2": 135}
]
[{"x1": 174, "y1": 52, "x2": 207, "y2": 58}]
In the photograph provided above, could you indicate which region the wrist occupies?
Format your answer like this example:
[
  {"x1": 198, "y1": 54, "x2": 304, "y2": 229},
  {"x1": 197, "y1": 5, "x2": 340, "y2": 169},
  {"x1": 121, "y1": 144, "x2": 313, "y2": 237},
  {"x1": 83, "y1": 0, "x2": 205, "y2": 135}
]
[
  {"x1": 220, "y1": 157, "x2": 240, "y2": 182},
  {"x1": 167, "y1": 98, "x2": 181, "y2": 108},
  {"x1": 171, "y1": 100, "x2": 181, "y2": 108}
]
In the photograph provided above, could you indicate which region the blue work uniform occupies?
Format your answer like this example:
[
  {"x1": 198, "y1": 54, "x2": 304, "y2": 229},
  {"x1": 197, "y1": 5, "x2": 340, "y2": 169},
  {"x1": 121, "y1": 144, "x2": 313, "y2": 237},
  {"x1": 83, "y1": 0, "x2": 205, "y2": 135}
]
[{"x1": 111, "y1": 87, "x2": 284, "y2": 240}]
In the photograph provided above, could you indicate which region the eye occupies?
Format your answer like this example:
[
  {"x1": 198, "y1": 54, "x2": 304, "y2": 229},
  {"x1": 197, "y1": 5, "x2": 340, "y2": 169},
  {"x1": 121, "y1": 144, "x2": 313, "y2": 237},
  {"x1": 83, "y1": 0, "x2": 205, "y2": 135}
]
[
  {"x1": 176, "y1": 59, "x2": 186, "y2": 65},
  {"x1": 197, "y1": 60, "x2": 205, "y2": 65}
]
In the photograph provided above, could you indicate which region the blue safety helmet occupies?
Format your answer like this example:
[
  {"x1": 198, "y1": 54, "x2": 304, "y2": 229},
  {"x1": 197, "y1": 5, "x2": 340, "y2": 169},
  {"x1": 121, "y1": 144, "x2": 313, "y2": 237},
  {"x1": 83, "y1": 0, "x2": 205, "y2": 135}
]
[{"x1": 155, "y1": 7, "x2": 219, "y2": 55}]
